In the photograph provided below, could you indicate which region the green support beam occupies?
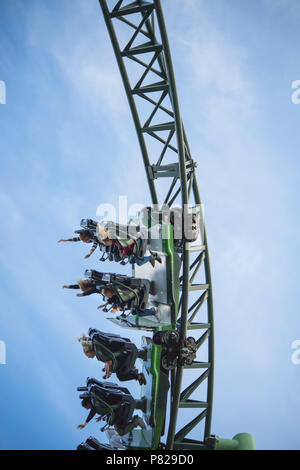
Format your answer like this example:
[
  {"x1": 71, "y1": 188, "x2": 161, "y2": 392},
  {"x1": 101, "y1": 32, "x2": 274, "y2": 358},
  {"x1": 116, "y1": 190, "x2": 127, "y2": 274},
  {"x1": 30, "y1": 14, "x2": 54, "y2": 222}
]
[{"x1": 98, "y1": 0, "x2": 215, "y2": 450}]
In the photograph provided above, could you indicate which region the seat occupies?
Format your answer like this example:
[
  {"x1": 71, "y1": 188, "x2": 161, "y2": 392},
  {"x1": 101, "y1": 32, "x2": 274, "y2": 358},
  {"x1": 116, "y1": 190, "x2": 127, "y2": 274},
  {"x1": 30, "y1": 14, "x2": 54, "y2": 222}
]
[
  {"x1": 105, "y1": 221, "x2": 140, "y2": 241},
  {"x1": 88, "y1": 329, "x2": 139, "y2": 371},
  {"x1": 86, "y1": 378, "x2": 136, "y2": 428},
  {"x1": 86, "y1": 436, "x2": 114, "y2": 450},
  {"x1": 77, "y1": 442, "x2": 96, "y2": 450},
  {"x1": 113, "y1": 285, "x2": 148, "y2": 312},
  {"x1": 170, "y1": 207, "x2": 200, "y2": 245},
  {"x1": 77, "y1": 436, "x2": 114, "y2": 450},
  {"x1": 89, "y1": 329, "x2": 137, "y2": 353},
  {"x1": 80, "y1": 218, "x2": 98, "y2": 232},
  {"x1": 84, "y1": 271, "x2": 151, "y2": 311}
]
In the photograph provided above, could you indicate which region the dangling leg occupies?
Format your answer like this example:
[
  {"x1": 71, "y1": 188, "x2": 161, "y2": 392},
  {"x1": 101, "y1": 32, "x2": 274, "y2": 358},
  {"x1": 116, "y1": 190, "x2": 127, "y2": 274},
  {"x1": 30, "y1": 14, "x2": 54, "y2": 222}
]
[
  {"x1": 135, "y1": 307, "x2": 158, "y2": 318},
  {"x1": 116, "y1": 352, "x2": 147, "y2": 385},
  {"x1": 131, "y1": 254, "x2": 153, "y2": 266},
  {"x1": 117, "y1": 367, "x2": 146, "y2": 385},
  {"x1": 114, "y1": 415, "x2": 146, "y2": 436},
  {"x1": 131, "y1": 250, "x2": 162, "y2": 267}
]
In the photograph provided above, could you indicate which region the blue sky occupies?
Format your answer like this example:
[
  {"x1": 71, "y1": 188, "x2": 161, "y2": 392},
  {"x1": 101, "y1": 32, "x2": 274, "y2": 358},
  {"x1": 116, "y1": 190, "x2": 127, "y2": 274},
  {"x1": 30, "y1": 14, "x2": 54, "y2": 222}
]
[{"x1": 0, "y1": 0, "x2": 300, "y2": 450}]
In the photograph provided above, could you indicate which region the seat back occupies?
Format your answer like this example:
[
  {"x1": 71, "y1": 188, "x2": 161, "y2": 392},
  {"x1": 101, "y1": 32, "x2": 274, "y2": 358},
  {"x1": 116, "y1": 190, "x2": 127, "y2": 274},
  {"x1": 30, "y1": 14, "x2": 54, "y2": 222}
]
[
  {"x1": 171, "y1": 207, "x2": 200, "y2": 243},
  {"x1": 77, "y1": 442, "x2": 96, "y2": 450},
  {"x1": 87, "y1": 378, "x2": 136, "y2": 428},
  {"x1": 106, "y1": 221, "x2": 140, "y2": 241},
  {"x1": 90, "y1": 388, "x2": 116, "y2": 424},
  {"x1": 80, "y1": 218, "x2": 98, "y2": 232},
  {"x1": 113, "y1": 280, "x2": 149, "y2": 311},
  {"x1": 86, "y1": 436, "x2": 114, "y2": 450}
]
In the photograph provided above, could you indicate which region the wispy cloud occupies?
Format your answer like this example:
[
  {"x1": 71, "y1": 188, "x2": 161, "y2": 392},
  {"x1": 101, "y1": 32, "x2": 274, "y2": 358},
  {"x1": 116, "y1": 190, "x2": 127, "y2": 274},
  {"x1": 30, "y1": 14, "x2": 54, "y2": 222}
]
[
  {"x1": 263, "y1": 0, "x2": 300, "y2": 18},
  {"x1": 1, "y1": 0, "x2": 299, "y2": 450}
]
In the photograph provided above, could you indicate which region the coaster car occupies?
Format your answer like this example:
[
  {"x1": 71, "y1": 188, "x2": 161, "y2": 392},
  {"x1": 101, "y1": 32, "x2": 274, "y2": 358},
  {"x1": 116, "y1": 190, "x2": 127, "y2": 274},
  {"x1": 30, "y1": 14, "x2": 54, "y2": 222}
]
[
  {"x1": 84, "y1": 270, "x2": 152, "y2": 311},
  {"x1": 88, "y1": 328, "x2": 141, "y2": 376},
  {"x1": 77, "y1": 436, "x2": 114, "y2": 451},
  {"x1": 78, "y1": 377, "x2": 136, "y2": 428}
]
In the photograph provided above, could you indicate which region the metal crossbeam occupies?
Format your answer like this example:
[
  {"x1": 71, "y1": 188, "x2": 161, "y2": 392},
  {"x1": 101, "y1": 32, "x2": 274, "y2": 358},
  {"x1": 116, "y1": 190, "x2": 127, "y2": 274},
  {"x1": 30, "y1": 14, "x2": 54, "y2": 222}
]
[
  {"x1": 110, "y1": 1, "x2": 153, "y2": 18},
  {"x1": 180, "y1": 370, "x2": 210, "y2": 401},
  {"x1": 187, "y1": 322, "x2": 210, "y2": 330}
]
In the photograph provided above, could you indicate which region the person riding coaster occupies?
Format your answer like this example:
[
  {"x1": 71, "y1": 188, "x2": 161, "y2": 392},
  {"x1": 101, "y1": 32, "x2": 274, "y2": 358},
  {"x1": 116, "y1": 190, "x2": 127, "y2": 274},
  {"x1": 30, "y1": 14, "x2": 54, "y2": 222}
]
[
  {"x1": 77, "y1": 378, "x2": 146, "y2": 437},
  {"x1": 98, "y1": 242, "x2": 122, "y2": 263},
  {"x1": 58, "y1": 217, "x2": 162, "y2": 267},
  {"x1": 99, "y1": 284, "x2": 158, "y2": 318},
  {"x1": 78, "y1": 328, "x2": 147, "y2": 385},
  {"x1": 96, "y1": 221, "x2": 162, "y2": 268},
  {"x1": 62, "y1": 279, "x2": 101, "y2": 297},
  {"x1": 81, "y1": 218, "x2": 162, "y2": 266},
  {"x1": 58, "y1": 229, "x2": 100, "y2": 259},
  {"x1": 63, "y1": 270, "x2": 158, "y2": 318}
]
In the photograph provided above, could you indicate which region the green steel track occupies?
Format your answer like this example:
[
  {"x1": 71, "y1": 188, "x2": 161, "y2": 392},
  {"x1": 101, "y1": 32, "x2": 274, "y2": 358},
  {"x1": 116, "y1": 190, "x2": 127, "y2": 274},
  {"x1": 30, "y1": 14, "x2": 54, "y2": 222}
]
[{"x1": 98, "y1": 0, "x2": 215, "y2": 450}]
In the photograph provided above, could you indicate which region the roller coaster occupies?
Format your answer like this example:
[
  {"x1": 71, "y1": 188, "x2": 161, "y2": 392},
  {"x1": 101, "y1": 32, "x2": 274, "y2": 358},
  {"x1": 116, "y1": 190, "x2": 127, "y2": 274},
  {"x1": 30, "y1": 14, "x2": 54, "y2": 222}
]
[{"x1": 68, "y1": 0, "x2": 256, "y2": 451}]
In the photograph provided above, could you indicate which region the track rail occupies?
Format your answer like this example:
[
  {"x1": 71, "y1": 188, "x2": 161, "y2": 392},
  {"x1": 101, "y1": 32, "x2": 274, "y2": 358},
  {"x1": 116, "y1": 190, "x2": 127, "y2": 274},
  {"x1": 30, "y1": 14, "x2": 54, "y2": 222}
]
[{"x1": 98, "y1": 0, "x2": 215, "y2": 450}]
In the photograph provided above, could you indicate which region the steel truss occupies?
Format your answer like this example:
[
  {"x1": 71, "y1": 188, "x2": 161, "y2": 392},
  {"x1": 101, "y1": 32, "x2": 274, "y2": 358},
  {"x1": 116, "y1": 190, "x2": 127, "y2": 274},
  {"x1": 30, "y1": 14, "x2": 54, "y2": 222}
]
[{"x1": 98, "y1": 0, "x2": 214, "y2": 450}]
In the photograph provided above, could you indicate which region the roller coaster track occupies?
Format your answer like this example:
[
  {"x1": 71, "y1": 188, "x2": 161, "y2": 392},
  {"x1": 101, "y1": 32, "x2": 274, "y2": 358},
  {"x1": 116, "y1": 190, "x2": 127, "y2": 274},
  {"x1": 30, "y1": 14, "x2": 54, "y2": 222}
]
[{"x1": 98, "y1": 0, "x2": 214, "y2": 450}]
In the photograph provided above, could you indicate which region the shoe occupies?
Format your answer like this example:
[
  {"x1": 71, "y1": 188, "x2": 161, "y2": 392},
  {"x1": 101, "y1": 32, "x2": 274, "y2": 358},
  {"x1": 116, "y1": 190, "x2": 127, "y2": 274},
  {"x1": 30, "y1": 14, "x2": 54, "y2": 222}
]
[
  {"x1": 150, "y1": 250, "x2": 162, "y2": 266},
  {"x1": 155, "y1": 254, "x2": 162, "y2": 263},
  {"x1": 134, "y1": 416, "x2": 146, "y2": 430},
  {"x1": 137, "y1": 373, "x2": 146, "y2": 386},
  {"x1": 151, "y1": 307, "x2": 159, "y2": 318}
]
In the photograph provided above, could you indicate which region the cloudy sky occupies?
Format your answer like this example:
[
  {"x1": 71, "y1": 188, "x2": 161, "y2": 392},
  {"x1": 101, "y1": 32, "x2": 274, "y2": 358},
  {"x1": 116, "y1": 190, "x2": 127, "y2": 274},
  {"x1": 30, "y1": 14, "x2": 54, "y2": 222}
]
[{"x1": 0, "y1": 0, "x2": 299, "y2": 450}]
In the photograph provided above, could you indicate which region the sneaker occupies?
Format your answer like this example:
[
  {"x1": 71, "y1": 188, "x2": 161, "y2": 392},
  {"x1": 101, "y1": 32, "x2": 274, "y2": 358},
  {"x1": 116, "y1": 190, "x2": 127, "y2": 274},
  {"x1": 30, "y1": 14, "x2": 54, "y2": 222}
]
[
  {"x1": 137, "y1": 373, "x2": 146, "y2": 386},
  {"x1": 134, "y1": 416, "x2": 146, "y2": 430},
  {"x1": 151, "y1": 307, "x2": 159, "y2": 318},
  {"x1": 150, "y1": 250, "x2": 162, "y2": 264},
  {"x1": 155, "y1": 254, "x2": 162, "y2": 264}
]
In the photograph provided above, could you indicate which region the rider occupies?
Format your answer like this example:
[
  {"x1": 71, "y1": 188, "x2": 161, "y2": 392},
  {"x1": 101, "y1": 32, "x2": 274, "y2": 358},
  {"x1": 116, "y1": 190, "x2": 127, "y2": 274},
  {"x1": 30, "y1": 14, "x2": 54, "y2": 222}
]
[
  {"x1": 96, "y1": 223, "x2": 161, "y2": 267},
  {"x1": 62, "y1": 279, "x2": 100, "y2": 297},
  {"x1": 58, "y1": 229, "x2": 99, "y2": 259},
  {"x1": 78, "y1": 329, "x2": 146, "y2": 385},
  {"x1": 99, "y1": 285, "x2": 158, "y2": 317},
  {"x1": 78, "y1": 396, "x2": 145, "y2": 436},
  {"x1": 62, "y1": 276, "x2": 154, "y2": 314},
  {"x1": 77, "y1": 379, "x2": 146, "y2": 436}
]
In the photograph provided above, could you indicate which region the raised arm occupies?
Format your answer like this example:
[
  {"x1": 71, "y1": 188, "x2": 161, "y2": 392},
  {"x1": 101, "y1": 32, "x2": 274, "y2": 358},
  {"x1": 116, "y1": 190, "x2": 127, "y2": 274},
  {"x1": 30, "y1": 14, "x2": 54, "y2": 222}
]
[
  {"x1": 76, "y1": 287, "x2": 99, "y2": 297},
  {"x1": 97, "y1": 301, "x2": 110, "y2": 310},
  {"x1": 58, "y1": 237, "x2": 80, "y2": 243},
  {"x1": 84, "y1": 240, "x2": 98, "y2": 259},
  {"x1": 111, "y1": 306, "x2": 123, "y2": 313},
  {"x1": 77, "y1": 409, "x2": 96, "y2": 429}
]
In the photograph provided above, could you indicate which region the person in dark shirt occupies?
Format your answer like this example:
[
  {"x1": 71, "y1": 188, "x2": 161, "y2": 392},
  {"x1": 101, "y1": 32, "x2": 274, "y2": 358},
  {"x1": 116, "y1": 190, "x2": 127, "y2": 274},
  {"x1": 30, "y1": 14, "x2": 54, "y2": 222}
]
[
  {"x1": 78, "y1": 331, "x2": 146, "y2": 385},
  {"x1": 77, "y1": 397, "x2": 102, "y2": 429},
  {"x1": 77, "y1": 397, "x2": 145, "y2": 435},
  {"x1": 58, "y1": 230, "x2": 99, "y2": 259}
]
